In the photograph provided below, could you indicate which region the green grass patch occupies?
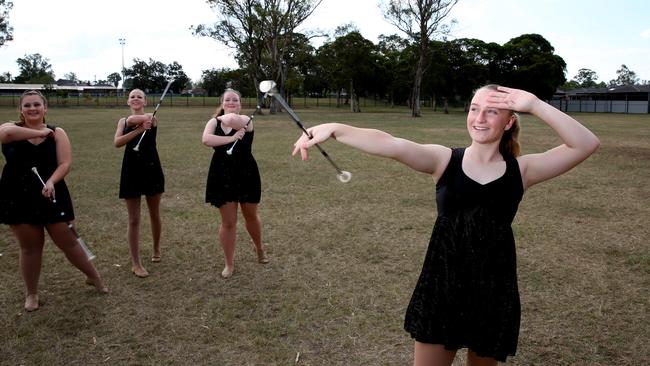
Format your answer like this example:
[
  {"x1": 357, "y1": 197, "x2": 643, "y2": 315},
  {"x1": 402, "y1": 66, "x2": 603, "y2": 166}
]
[{"x1": 1, "y1": 106, "x2": 649, "y2": 365}]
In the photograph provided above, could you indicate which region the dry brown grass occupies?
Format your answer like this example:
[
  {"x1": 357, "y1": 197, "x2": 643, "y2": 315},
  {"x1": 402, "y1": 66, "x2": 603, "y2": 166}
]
[{"x1": 0, "y1": 106, "x2": 648, "y2": 365}]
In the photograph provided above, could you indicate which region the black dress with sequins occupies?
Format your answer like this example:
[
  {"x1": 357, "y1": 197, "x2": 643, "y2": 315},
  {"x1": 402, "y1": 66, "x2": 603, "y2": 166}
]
[
  {"x1": 404, "y1": 147, "x2": 524, "y2": 362},
  {"x1": 205, "y1": 120, "x2": 261, "y2": 208}
]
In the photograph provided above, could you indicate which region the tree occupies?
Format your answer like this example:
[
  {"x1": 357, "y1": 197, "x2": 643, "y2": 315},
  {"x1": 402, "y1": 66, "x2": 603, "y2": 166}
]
[
  {"x1": 193, "y1": 0, "x2": 268, "y2": 104},
  {"x1": 609, "y1": 64, "x2": 639, "y2": 86},
  {"x1": 193, "y1": 0, "x2": 323, "y2": 110},
  {"x1": 316, "y1": 30, "x2": 379, "y2": 112},
  {"x1": 124, "y1": 58, "x2": 167, "y2": 92},
  {"x1": 107, "y1": 72, "x2": 122, "y2": 87},
  {"x1": 500, "y1": 34, "x2": 566, "y2": 100},
  {"x1": 14, "y1": 53, "x2": 56, "y2": 84},
  {"x1": 382, "y1": 0, "x2": 458, "y2": 117},
  {"x1": 0, "y1": 0, "x2": 13, "y2": 47},
  {"x1": 572, "y1": 68, "x2": 599, "y2": 88},
  {"x1": 167, "y1": 61, "x2": 191, "y2": 94},
  {"x1": 64, "y1": 72, "x2": 79, "y2": 83},
  {"x1": 376, "y1": 34, "x2": 415, "y2": 106},
  {"x1": 0, "y1": 71, "x2": 11, "y2": 82},
  {"x1": 199, "y1": 67, "x2": 251, "y2": 97}
]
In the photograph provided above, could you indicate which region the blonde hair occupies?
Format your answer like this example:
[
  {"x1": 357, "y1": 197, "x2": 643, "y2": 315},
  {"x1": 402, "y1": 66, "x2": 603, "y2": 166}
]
[
  {"x1": 474, "y1": 84, "x2": 521, "y2": 158},
  {"x1": 18, "y1": 90, "x2": 48, "y2": 124},
  {"x1": 213, "y1": 88, "x2": 241, "y2": 118}
]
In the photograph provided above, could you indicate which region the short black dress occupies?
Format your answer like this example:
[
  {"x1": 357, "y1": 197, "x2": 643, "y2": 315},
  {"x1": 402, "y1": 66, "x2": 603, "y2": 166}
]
[
  {"x1": 0, "y1": 124, "x2": 75, "y2": 224},
  {"x1": 205, "y1": 119, "x2": 261, "y2": 208},
  {"x1": 119, "y1": 123, "x2": 165, "y2": 199},
  {"x1": 404, "y1": 148, "x2": 524, "y2": 362}
]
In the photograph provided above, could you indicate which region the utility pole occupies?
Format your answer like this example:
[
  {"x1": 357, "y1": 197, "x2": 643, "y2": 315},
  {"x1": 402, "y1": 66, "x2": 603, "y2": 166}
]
[{"x1": 119, "y1": 38, "x2": 126, "y2": 94}]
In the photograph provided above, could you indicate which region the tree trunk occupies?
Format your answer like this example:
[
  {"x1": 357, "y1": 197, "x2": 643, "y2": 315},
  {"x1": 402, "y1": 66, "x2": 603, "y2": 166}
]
[{"x1": 411, "y1": 50, "x2": 425, "y2": 117}]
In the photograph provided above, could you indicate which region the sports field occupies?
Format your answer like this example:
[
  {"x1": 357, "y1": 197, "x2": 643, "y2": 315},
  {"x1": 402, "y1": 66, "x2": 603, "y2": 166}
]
[{"x1": 1, "y1": 105, "x2": 648, "y2": 365}]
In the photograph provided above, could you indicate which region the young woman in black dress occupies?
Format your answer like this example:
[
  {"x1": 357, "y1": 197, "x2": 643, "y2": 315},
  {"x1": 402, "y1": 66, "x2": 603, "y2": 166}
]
[
  {"x1": 0, "y1": 90, "x2": 108, "y2": 312},
  {"x1": 202, "y1": 89, "x2": 268, "y2": 279},
  {"x1": 292, "y1": 85, "x2": 600, "y2": 365},
  {"x1": 114, "y1": 89, "x2": 165, "y2": 278}
]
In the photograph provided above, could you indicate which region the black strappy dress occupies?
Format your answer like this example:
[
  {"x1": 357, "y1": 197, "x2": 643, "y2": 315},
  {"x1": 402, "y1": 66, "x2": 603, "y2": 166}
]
[
  {"x1": 404, "y1": 147, "x2": 524, "y2": 362},
  {"x1": 205, "y1": 120, "x2": 261, "y2": 208},
  {"x1": 0, "y1": 124, "x2": 75, "y2": 224}
]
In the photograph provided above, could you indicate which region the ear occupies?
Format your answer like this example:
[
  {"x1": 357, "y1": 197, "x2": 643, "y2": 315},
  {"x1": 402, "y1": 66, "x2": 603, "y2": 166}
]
[{"x1": 504, "y1": 114, "x2": 516, "y2": 131}]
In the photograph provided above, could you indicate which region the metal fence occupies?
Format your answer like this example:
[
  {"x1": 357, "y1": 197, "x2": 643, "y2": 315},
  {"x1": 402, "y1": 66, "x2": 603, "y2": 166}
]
[{"x1": 0, "y1": 92, "x2": 397, "y2": 110}]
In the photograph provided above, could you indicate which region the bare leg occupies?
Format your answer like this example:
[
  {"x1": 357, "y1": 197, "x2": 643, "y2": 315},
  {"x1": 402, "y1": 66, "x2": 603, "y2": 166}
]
[
  {"x1": 414, "y1": 342, "x2": 457, "y2": 366},
  {"x1": 125, "y1": 197, "x2": 147, "y2": 277},
  {"x1": 218, "y1": 202, "x2": 238, "y2": 278},
  {"x1": 466, "y1": 349, "x2": 498, "y2": 366},
  {"x1": 240, "y1": 202, "x2": 267, "y2": 263},
  {"x1": 11, "y1": 224, "x2": 45, "y2": 311},
  {"x1": 46, "y1": 223, "x2": 108, "y2": 293},
  {"x1": 145, "y1": 193, "x2": 162, "y2": 262}
]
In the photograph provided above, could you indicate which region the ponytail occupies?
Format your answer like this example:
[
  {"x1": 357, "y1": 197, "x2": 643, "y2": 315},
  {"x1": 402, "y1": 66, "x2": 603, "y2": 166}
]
[{"x1": 500, "y1": 112, "x2": 521, "y2": 158}]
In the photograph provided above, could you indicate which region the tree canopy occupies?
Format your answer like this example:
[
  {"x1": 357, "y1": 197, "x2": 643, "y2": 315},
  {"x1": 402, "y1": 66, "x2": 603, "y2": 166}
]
[{"x1": 0, "y1": 0, "x2": 13, "y2": 47}]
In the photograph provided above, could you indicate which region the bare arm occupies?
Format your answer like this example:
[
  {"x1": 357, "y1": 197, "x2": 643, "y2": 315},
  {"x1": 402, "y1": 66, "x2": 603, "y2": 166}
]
[
  {"x1": 292, "y1": 123, "x2": 451, "y2": 176},
  {"x1": 113, "y1": 117, "x2": 146, "y2": 148},
  {"x1": 218, "y1": 113, "x2": 253, "y2": 131},
  {"x1": 126, "y1": 113, "x2": 155, "y2": 128},
  {"x1": 0, "y1": 122, "x2": 52, "y2": 143},
  {"x1": 201, "y1": 118, "x2": 245, "y2": 147},
  {"x1": 42, "y1": 127, "x2": 72, "y2": 199},
  {"x1": 487, "y1": 87, "x2": 600, "y2": 189}
]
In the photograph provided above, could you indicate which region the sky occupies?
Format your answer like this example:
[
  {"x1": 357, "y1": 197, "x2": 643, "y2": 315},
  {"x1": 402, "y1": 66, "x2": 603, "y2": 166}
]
[{"x1": 1, "y1": 0, "x2": 649, "y2": 86}]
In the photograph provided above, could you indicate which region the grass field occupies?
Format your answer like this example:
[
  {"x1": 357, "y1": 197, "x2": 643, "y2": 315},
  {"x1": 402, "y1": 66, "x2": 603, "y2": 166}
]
[{"x1": 0, "y1": 105, "x2": 648, "y2": 365}]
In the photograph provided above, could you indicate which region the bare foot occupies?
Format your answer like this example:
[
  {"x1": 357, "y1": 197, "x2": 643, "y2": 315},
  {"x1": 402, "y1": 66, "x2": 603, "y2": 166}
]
[
  {"x1": 131, "y1": 266, "x2": 149, "y2": 278},
  {"x1": 151, "y1": 254, "x2": 161, "y2": 263},
  {"x1": 256, "y1": 249, "x2": 269, "y2": 264},
  {"x1": 221, "y1": 265, "x2": 234, "y2": 278},
  {"x1": 24, "y1": 294, "x2": 39, "y2": 312},
  {"x1": 85, "y1": 277, "x2": 110, "y2": 293}
]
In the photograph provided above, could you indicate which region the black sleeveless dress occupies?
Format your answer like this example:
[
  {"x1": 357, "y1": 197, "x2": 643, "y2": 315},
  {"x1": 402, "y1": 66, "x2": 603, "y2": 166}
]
[
  {"x1": 205, "y1": 120, "x2": 261, "y2": 208},
  {"x1": 0, "y1": 124, "x2": 75, "y2": 224},
  {"x1": 404, "y1": 148, "x2": 524, "y2": 362},
  {"x1": 119, "y1": 124, "x2": 165, "y2": 199}
]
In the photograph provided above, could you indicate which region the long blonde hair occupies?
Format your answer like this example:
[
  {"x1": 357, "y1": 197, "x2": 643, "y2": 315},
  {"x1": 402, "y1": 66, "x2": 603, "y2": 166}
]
[
  {"x1": 213, "y1": 88, "x2": 241, "y2": 118},
  {"x1": 18, "y1": 90, "x2": 48, "y2": 124},
  {"x1": 474, "y1": 84, "x2": 521, "y2": 158}
]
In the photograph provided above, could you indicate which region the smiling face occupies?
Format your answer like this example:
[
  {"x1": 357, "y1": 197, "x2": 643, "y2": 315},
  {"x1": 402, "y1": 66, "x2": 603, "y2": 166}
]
[
  {"x1": 19, "y1": 93, "x2": 48, "y2": 125},
  {"x1": 221, "y1": 90, "x2": 241, "y2": 114},
  {"x1": 127, "y1": 89, "x2": 147, "y2": 111},
  {"x1": 466, "y1": 88, "x2": 515, "y2": 145}
]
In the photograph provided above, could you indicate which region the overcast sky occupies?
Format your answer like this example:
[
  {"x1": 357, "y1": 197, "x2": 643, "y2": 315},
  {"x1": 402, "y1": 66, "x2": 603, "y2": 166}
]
[{"x1": 1, "y1": 0, "x2": 648, "y2": 86}]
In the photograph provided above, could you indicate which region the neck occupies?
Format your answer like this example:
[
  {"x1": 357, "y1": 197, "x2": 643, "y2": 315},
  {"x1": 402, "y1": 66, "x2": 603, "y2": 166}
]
[{"x1": 466, "y1": 143, "x2": 503, "y2": 163}]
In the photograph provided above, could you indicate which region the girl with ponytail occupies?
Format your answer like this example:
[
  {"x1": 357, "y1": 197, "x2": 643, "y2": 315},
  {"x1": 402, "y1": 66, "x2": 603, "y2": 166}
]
[{"x1": 291, "y1": 85, "x2": 600, "y2": 365}]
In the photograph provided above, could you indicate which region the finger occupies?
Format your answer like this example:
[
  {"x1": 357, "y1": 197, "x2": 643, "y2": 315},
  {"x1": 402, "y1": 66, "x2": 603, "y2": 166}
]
[{"x1": 496, "y1": 86, "x2": 516, "y2": 93}]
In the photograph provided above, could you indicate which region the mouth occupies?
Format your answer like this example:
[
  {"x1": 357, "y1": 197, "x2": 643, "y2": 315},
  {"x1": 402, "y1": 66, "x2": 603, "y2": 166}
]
[{"x1": 472, "y1": 126, "x2": 488, "y2": 131}]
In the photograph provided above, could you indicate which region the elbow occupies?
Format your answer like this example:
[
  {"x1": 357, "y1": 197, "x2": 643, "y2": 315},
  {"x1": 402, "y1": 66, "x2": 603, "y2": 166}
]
[
  {"x1": 587, "y1": 134, "x2": 600, "y2": 155},
  {"x1": 201, "y1": 135, "x2": 211, "y2": 146}
]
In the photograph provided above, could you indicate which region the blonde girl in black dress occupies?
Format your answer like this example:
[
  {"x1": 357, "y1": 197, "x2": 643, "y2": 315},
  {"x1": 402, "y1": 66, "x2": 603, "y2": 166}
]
[
  {"x1": 292, "y1": 85, "x2": 600, "y2": 365},
  {"x1": 0, "y1": 90, "x2": 108, "y2": 312},
  {"x1": 114, "y1": 89, "x2": 165, "y2": 278},
  {"x1": 202, "y1": 89, "x2": 268, "y2": 279}
]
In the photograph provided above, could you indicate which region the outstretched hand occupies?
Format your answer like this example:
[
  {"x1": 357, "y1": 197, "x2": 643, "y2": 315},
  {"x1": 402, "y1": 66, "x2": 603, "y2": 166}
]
[
  {"x1": 486, "y1": 86, "x2": 542, "y2": 113},
  {"x1": 291, "y1": 124, "x2": 335, "y2": 160}
]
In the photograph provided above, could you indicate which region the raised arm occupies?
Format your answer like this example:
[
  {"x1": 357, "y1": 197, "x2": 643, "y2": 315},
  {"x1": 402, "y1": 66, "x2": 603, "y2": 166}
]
[
  {"x1": 114, "y1": 117, "x2": 146, "y2": 148},
  {"x1": 218, "y1": 113, "x2": 253, "y2": 131},
  {"x1": 292, "y1": 123, "x2": 451, "y2": 176},
  {"x1": 201, "y1": 118, "x2": 245, "y2": 147},
  {"x1": 487, "y1": 86, "x2": 600, "y2": 189},
  {"x1": 0, "y1": 122, "x2": 52, "y2": 143},
  {"x1": 125, "y1": 113, "x2": 155, "y2": 128}
]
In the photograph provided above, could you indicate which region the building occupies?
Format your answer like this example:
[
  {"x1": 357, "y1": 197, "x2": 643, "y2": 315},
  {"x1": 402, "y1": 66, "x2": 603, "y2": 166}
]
[{"x1": 550, "y1": 85, "x2": 650, "y2": 114}]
